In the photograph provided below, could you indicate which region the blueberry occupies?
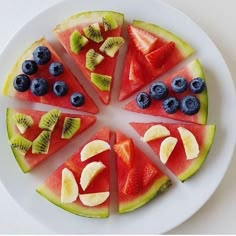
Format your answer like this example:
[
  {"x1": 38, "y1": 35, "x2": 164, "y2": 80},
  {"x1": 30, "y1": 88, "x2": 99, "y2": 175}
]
[
  {"x1": 162, "y1": 97, "x2": 180, "y2": 114},
  {"x1": 53, "y1": 81, "x2": 68, "y2": 96},
  {"x1": 149, "y1": 82, "x2": 168, "y2": 100},
  {"x1": 22, "y1": 60, "x2": 38, "y2": 75},
  {"x1": 13, "y1": 74, "x2": 31, "y2": 92},
  {"x1": 30, "y1": 78, "x2": 49, "y2": 96},
  {"x1": 180, "y1": 95, "x2": 200, "y2": 115},
  {"x1": 33, "y1": 46, "x2": 51, "y2": 65},
  {"x1": 136, "y1": 92, "x2": 152, "y2": 109},
  {"x1": 49, "y1": 62, "x2": 64, "y2": 76},
  {"x1": 190, "y1": 77, "x2": 205, "y2": 93},
  {"x1": 171, "y1": 76, "x2": 188, "y2": 93},
  {"x1": 70, "y1": 92, "x2": 85, "y2": 107}
]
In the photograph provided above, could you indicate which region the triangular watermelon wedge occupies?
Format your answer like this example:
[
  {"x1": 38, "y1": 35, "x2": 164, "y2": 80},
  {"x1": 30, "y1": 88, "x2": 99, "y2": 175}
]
[
  {"x1": 6, "y1": 107, "x2": 96, "y2": 173},
  {"x1": 2, "y1": 38, "x2": 98, "y2": 114},
  {"x1": 114, "y1": 130, "x2": 171, "y2": 214},
  {"x1": 37, "y1": 127, "x2": 111, "y2": 218},
  {"x1": 54, "y1": 11, "x2": 124, "y2": 104},
  {"x1": 130, "y1": 122, "x2": 216, "y2": 182},
  {"x1": 119, "y1": 20, "x2": 194, "y2": 101},
  {"x1": 124, "y1": 60, "x2": 208, "y2": 125}
]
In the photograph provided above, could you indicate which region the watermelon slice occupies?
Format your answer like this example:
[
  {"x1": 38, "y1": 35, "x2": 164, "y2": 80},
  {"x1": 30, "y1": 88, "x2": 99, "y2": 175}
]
[
  {"x1": 54, "y1": 11, "x2": 124, "y2": 104},
  {"x1": 2, "y1": 38, "x2": 98, "y2": 114},
  {"x1": 119, "y1": 20, "x2": 194, "y2": 101},
  {"x1": 37, "y1": 127, "x2": 111, "y2": 218},
  {"x1": 114, "y1": 130, "x2": 171, "y2": 214},
  {"x1": 130, "y1": 122, "x2": 216, "y2": 182},
  {"x1": 6, "y1": 107, "x2": 96, "y2": 173},
  {"x1": 124, "y1": 59, "x2": 208, "y2": 125}
]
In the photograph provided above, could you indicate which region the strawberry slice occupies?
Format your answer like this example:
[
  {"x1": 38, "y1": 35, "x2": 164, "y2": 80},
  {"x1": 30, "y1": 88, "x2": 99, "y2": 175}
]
[
  {"x1": 128, "y1": 25, "x2": 159, "y2": 55},
  {"x1": 114, "y1": 138, "x2": 134, "y2": 168},
  {"x1": 142, "y1": 163, "x2": 158, "y2": 187},
  {"x1": 123, "y1": 167, "x2": 141, "y2": 195},
  {"x1": 145, "y1": 42, "x2": 176, "y2": 75}
]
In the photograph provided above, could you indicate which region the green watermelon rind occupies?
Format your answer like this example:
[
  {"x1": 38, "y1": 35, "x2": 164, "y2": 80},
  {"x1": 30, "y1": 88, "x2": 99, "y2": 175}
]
[
  {"x1": 187, "y1": 59, "x2": 208, "y2": 124},
  {"x1": 2, "y1": 38, "x2": 45, "y2": 96},
  {"x1": 6, "y1": 108, "x2": 31, "y2": 173},
  {"x1": 119, "y1": 176, "x2": 171, "y2": 214},
  {"x1": 132, "y1": 20, "x2": 194, "y2": 58},
  {"x1": 36, "y1": 184, "x2": 109, "y2": 218},
  {"x1": 178, "y1": 125, "x2": 216, "y2": 182},
  {"x1": 54, "y1": 11, "x2": 124, "y2": 32}
]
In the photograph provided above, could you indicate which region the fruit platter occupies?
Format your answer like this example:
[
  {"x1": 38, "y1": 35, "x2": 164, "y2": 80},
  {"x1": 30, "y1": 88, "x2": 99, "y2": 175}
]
[{"x1": 0, "y1": 0, "x2": 235, "y2": 234}]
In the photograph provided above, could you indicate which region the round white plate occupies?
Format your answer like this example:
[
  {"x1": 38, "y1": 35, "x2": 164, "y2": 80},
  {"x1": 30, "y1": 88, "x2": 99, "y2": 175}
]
[{"x1": 0, "y1": 0, "x2": 235, "y2": 234}]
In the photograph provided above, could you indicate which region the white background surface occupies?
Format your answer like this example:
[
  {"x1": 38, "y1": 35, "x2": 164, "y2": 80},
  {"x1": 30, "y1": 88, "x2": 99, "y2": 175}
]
[{"x1": 0, "y1": 0, "x2": 235, "y2": 234}]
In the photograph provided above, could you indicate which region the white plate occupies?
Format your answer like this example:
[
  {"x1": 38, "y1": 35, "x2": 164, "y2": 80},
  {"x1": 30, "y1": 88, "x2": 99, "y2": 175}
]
[{"x1": 0, "y1": 0, "x2": 235, "y2": 234}]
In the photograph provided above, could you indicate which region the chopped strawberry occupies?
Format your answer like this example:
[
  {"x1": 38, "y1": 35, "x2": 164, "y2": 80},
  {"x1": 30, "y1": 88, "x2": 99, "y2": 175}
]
[
  {"x1": 114, "y1": 138, "x2": 134, "y2": 168},
  {"x1": 128, "y1": 25, "x2": 159, "y2": 55},
  {"x1": 145, "y1": 42, "x2": 176, "y2": 75},
  {"x1": 142, "y1": 163, "x2": 158, "y2": 187},
  {"x1": 123, "y1": 168, "x2": 141, "y2": 195}
]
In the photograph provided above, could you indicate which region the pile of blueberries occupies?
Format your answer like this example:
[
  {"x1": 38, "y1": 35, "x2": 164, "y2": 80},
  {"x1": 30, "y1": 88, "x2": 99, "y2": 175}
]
[
  {"x1": 136, "y1": 76, "x2": 206, "y2": 115},
  {"x1": 13, "y1": 46, "x2": 85, "y2": 107}
]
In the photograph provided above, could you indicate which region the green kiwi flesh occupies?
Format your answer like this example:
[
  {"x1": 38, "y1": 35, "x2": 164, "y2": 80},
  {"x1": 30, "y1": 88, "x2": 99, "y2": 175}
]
[
  {"x1": 10, "y1": 135, "x2": 32, "y2": 156},
  {"x1": 32, "y1": 131, "x2": 51, "y2": 154},
  {"x1": 62, "y1": 117, "x2": 81, "y2": 139},
  {"x1": 39, "y1": 109, "x2": 61, "y2": 131},
  {"x1": 70, "y1": 30, "x2": 88, "y2": 54},
  {"x1": 99, "y1": 37, "x2": 125, "y2": 57},
  {"x1": 14, "y1": 113, "x2": 34, "y2": 134},
  {"x1": 86, "y1": 49, "x2": 104, "y2": 71},
  {"x1": 102, "y1": 14, "x2": 118, "y2": 31},
  {"x1": 83, "y1": 23, "x2": 103, "y2": 43},
  {"x1": 91, "y1": 73, "x2": 112, "y2": 92}
]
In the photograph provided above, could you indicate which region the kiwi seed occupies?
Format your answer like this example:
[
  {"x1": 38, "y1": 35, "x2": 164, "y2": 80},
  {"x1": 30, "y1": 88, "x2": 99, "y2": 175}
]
[{"x1": 83, "y1": 23, "x2": 103, "y2": 43}]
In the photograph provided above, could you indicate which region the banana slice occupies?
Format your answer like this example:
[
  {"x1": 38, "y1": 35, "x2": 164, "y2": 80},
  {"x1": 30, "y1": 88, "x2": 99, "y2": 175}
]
[
  {"x1": 80, "y1": 161, "x2": 106, "y2": 191},
  {"x1": 80, "y1": 140, "x2": 110, "y2": 161},
  {"x1": 142, "y1": 124, "x2": 170, "y2": 142},
  {"x1": 61, "y1": 168, "x2": 79, "y2": 203},
  {"x1": 178, "y1": 127, "x2": 199, "y2": 160},
  {"x1": 160, "y1": 137, "x2": 178, "y2": 164},
  {"x1": 79, "y1": 192, "x2": 109, "y2": 207}
]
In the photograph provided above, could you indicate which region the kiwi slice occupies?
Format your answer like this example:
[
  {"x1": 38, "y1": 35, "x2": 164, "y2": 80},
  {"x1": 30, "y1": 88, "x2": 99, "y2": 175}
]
[
  {"x1": 83, "y1": 23, "x2": 103, "y2": 43},
  {"x1": 14, "y1": 113, "x2": 34, "y2": 134},
  {"x1": 91, "y1": 73, "x2": 112, "y2": 92},
  {"x1": 10, "y1": 135, "x2": 32, "y2": 156},
  {"x1": 99, "y1": 37, "x2": 125, "y2": 57},
  {"x1": 86, "y1": 49, "x2": 104, "y2": 71},
  {"x1": 70, "y1": 30, "x2": 88, "y2": 54},
  {"x1": 39, "y1": 109, "x2": 61, "y2": 131},
  {"x1": 62, "y1": 117, "x2": 81, "y2": 139},
  {"x1": 32, "y1": 130, "x2": 51, "y2": 154},
  {"x1": 102, "y1": 14, "x2": 118, "y2": 31}
]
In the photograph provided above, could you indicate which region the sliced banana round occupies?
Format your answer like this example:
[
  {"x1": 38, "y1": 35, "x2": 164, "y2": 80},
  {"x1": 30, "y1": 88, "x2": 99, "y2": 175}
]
[
  {"x1": 160, "y1": 137, "x2": 178, "y2": 164},
  {"x1": 61, "y1": 168, "x2": 79, "y2": 203},
  {"x1": 79, "y1": 192, "x2": 109, "y2": 207},
  {"x1": 80, "y1": 139, "x2": 110, "y2": 161},
  {"x1": 178, "y1": 127, "x2": 199, "y2": 160},
  {"x1": 80, "y1": 161, "x2": 106, "y2": 191},
  {"x1": 142, "y1": 124, "x2": 170, "y2": 142}
]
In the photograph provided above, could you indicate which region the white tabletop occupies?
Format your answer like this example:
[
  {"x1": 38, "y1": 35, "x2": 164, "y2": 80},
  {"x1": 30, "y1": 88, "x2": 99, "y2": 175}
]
[{"x1": 0, "y1": 0, "x2": 235, "y2": 234}]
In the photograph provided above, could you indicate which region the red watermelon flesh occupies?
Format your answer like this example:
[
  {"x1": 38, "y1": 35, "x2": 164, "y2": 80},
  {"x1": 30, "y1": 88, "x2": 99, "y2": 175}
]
[
  {"x1": 115, "y1": 130, "x2": 171, "y2": 213},
  {"x1": 2, "y1": 38, "x2": 98, "y2": 114},
  {"x1": 54, "y1": 11, "x2": 124, "y2": 104},
  {"x1": 36, "y1": 127, "x2": 111, "y2": 218},
  {"x1": 119, "y1": 22, "x2": 194, "y2": 101},
  {"x1": 124, "y1": 59, "x2": 208, "y2": 125},
  {"x1": 6, "y1": 107, "x2": 96, "y2": 173},
  {"x1": 130, "y1": 122, "x2": 216, "y2": 182}
]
